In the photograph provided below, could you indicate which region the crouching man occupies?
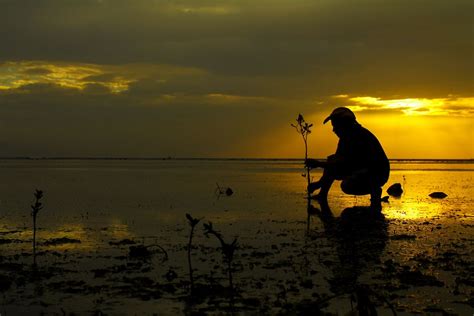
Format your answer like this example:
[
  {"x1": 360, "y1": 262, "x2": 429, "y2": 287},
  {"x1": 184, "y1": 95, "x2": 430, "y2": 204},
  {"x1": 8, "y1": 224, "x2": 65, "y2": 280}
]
[{"x1": 306, "y1": 107, "x2": 390, "y2": 211}]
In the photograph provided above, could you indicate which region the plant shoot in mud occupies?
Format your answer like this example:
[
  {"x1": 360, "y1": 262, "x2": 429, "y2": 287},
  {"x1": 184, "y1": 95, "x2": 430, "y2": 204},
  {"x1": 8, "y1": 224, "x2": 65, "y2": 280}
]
[
  {"x1": 203, "y1": 222, "x2": 238, "y2": 291},
  {"x1": 185, "y1": 213, "x2": 201, "y2": 292},
  {"x1": 31, "y1": 189, "x2": 43, "y2": 267},
  {"x1": 215, "y1": 183, "x2": 233, "y2": 199},
  {"x1": 291, "y1": 114, "x2": 313, "y2": 195}
]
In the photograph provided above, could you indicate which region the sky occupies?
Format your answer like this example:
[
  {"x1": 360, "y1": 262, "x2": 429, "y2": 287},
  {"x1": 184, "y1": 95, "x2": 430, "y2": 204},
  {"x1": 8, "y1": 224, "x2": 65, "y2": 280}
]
[{"x1": 0, "y1": 0, "x2": 473, "y2": 159}]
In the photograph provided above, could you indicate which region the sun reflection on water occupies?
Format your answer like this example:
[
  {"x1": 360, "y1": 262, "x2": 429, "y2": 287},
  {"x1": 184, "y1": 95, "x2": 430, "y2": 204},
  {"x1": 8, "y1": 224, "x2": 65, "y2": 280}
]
[
  {"x1": 383, "y1": 200, "x2": 444, "y2": 220},
  {"x1": 381, "y1": 166, "x2": 472, "y2": 220}
]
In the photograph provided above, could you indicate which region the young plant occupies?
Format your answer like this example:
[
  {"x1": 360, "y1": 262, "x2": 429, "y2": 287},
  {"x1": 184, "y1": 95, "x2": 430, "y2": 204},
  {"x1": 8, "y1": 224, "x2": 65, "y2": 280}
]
[
  {"x1": 203, "y1": 222, "x2": 238, "y2": 291},
  {"x1": 291, "y1": 114, "x2": 313, "y2": 196},
  {"x1": 185, "y1": 213, "x2": 201, "y2": 292},
  {"x1": 215, "y1": 183, "x2": 233, "y2": 200},
  {"x1": 31, "y1": 189, "x2": 44, "y2": 267}
]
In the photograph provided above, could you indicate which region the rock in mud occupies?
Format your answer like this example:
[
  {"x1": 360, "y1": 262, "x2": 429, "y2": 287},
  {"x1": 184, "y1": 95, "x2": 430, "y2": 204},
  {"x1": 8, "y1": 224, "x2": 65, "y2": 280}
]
[
  {"x1": 387, "y1": 183, "x2": 403, "y2": 197},
  {"x1": 429, "y1": 192, "x2": 447, "y2": 199}
]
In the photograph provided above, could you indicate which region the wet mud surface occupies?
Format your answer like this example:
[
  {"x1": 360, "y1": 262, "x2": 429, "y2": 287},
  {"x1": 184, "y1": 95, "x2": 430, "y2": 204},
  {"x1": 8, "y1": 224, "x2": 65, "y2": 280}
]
[
  {"x1": 0, "y1": 203, "x2": 473, "y2": 315},
  {"x1": 0, "y1": 159, "x2": 473, "y2": 315}
]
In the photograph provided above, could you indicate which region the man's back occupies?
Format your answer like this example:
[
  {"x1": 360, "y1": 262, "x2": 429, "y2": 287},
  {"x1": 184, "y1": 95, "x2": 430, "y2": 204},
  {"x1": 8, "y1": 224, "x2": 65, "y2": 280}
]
[{"x1": 336, "y1": 123, "x2": 390, "y2": 184}]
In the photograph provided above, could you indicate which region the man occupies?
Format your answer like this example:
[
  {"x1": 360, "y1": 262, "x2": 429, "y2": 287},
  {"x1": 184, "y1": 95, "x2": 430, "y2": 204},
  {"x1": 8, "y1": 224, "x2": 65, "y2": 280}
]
[{"x1": 305, "y1": 107, "x2": 390, "y2": 210}]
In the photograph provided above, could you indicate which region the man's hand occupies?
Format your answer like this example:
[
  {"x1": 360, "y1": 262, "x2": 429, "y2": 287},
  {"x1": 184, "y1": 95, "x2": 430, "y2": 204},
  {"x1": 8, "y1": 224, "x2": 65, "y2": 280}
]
[{"x1": 305, "y1": 158, "x2": 322, "y2": 169}]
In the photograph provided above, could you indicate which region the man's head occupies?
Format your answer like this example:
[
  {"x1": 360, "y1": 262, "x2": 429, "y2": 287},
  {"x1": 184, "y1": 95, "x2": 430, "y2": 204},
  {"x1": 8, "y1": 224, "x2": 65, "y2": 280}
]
[{"x1": 323, "y1": 107, "x2": 357, "y2": 137}]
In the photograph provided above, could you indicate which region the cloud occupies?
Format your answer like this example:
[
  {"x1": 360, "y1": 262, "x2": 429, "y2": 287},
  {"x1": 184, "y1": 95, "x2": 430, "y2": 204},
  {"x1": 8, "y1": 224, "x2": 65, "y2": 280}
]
[
  {"x1": 205, "y1": 93, "x2": 270, "y2": 105},
  {"x1": 0, "y1": 79, "x2": 301, "y2": 157},
  {"x1": 0, "y1": 0, "x2": 471, "y2": 97},
  {"x1": 0, "y1": 61, "x2": 102, "y2": 90},
  {"x1": 21, "y1": 67, "x2": 53, "y2": 75},
  {"x1": 331, "y1": 95, "x2": 474, "y2": 117},
  {"x1": 82, "y1": 83, "x2": 112, "y2": 94},
  {"x1": 0, "y1": 0, "x2": 472, "y2": 157},
  {"x1": 169, "y1": 4, "x2": 240, "y2": 15}
]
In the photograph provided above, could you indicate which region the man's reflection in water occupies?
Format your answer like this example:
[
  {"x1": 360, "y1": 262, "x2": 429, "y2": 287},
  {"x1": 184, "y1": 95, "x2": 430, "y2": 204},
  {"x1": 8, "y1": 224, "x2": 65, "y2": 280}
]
[{"x1": 309, "y1": 202, "x2": 388, "y2": 312}]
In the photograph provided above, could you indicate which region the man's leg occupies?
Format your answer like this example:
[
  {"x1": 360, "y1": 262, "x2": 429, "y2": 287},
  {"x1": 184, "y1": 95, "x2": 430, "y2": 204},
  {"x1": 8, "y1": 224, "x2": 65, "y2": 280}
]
[
  {"x1": 341, "y1": 171, "x2": 382, "y2": 212},
  {"x1": 308, "y1": 168, "x2": 336, "y2": 201},
  {"x1": 369, "y1": 187, "x2": 382, "y2": 212}
]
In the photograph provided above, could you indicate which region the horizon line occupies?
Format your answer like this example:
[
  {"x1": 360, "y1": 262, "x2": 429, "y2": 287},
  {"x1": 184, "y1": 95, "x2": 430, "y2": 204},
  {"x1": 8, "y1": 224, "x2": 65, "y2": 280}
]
[{"x1": 0, "y1": 156, "x2": 473, "y2": 162}]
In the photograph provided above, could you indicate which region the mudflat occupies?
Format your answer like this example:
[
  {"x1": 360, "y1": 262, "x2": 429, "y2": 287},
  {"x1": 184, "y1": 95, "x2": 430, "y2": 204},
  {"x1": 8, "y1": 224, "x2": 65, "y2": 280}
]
[{"x1": 0, "y1": 159, "x2": 472, "y2": 315}]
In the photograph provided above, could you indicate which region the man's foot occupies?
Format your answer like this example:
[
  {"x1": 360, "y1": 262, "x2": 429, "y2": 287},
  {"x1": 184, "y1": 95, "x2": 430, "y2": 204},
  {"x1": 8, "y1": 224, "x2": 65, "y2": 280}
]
[
  {"x1": 309, "y1": 192, "x2": 324, "y2": 201},
  {"x1": 310, "y1": 193, "x2": 330, "y2": 211},
  {"x1": 370, "y1": 187, "x2": 383, "y2": 212},
  {"x1": 307, "y1": 181, "x2": 321, "y2": 194},
  {"x1": 307, "y1": 204, "x2": 321, "y2": 215},
  {"x1": 370, "y1": 200, "x2": 382, "y2": 213}
]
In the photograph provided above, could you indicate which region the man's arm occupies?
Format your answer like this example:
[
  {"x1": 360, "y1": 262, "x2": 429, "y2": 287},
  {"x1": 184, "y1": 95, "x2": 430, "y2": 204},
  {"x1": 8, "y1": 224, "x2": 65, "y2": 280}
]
[
  {"x1": 305, "y1": 158, "x2": 336, "y2": 169},
  {"x1": 305, "y1": 158, "x2": 324, "y2": 169},
  {"x1": 305, "y1": 154, "x2": 345, "y2": 169}
]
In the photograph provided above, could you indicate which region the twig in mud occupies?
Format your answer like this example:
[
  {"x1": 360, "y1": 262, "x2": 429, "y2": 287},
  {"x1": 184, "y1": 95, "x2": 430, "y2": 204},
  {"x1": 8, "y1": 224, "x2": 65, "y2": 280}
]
[
  {"x1": 30, "y1": 189, "x2": 44, "y2": 267},
  {"x1": 152, "y1": 244, "x2": 169, "y2": 261},
  {"x1": 128, "y1": 241, "x2": 168, "y2": 262}
]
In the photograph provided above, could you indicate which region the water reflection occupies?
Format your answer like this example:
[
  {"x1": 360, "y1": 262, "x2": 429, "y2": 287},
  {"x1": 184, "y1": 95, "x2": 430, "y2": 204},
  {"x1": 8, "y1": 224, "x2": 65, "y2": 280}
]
[
  {"x1": 382, "y1": 167, "x2": 473, "y2": 220},
  {"x1": 309, "y1": 203, "x2": 388, "y2": 294},
  {"x1": 0, "y1": 219, "x2": 135, "y2": 254},
  {"x1": 384, "y1": 201, "x2": 444, "y2": 220}
]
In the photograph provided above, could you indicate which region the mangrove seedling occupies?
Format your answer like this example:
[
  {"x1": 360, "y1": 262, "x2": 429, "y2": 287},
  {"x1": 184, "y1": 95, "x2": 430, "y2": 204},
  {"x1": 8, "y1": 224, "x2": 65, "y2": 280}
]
[
  {"x1": 291, "y1": 114, "x2": 313, "y2": 196},
  {"x1": 215, "y1": 183, "x2": 233, "y2": 199},
  {"x1": 203, "y1": 222, "x2": 238, "y2": 291},
  {"x1": 31, "y1": 189, "x2": 44, "y2": 267},
  {"x1": 186, "y1": 213, "x2": 202, "y2": 292}
]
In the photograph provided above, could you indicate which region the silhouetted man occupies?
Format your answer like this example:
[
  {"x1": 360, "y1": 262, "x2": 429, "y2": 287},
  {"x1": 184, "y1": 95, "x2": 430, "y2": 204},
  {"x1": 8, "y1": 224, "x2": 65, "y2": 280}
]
[{"x1": 305, "y1": 107, "x2": 389, "y2": 211}]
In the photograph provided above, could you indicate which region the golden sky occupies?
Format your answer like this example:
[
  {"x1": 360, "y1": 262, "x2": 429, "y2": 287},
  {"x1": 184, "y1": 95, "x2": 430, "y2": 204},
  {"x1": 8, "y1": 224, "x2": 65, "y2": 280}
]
[{"x1": 0, "y1": 0, "x2": 472, "y2": 158}]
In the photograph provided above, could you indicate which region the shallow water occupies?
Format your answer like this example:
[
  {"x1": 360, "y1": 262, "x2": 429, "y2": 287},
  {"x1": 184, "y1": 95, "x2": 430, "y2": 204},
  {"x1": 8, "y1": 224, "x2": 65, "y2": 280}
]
[{"x1": 0, "y1": 159, "x2": 473, "y2": 315}]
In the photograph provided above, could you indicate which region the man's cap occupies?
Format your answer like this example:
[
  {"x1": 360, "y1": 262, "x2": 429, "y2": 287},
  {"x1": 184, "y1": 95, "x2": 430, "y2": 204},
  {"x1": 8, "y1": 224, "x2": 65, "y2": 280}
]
[{"x1": 323, "y1": 107, "x2": 356, "y2": 124}]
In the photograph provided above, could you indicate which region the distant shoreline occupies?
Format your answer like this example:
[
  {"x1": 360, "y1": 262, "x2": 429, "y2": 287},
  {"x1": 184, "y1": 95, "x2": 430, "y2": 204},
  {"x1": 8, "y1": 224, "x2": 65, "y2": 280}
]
[{"x1": 0, "y1": 157, "x2": 472, "y2": 163}]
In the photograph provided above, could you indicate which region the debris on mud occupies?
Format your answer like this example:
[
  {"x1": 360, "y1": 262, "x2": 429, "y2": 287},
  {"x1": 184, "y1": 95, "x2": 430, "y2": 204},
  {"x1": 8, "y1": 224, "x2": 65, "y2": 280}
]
[{"x1": 429, "y1": 192, "x2": 448, "y2": 199}]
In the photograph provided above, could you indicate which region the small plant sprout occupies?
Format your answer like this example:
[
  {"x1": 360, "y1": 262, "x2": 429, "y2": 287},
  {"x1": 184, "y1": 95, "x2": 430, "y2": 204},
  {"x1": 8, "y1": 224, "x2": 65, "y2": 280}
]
[
  {"x1": 185, "y1": 213, "x2": 202, "y2": 293},
  {"x1": 215, "y1": 183, "x2": 233, "y2": 199},
  {"x1": 31, "y1": 189, "x2": 44, "y2": 267},
  {"x1": 291, "y1": 114, "x2": 313, "y2": 196},
  {"x1": 203, "y1": 222, "x2": 238, "y2": 291}
]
